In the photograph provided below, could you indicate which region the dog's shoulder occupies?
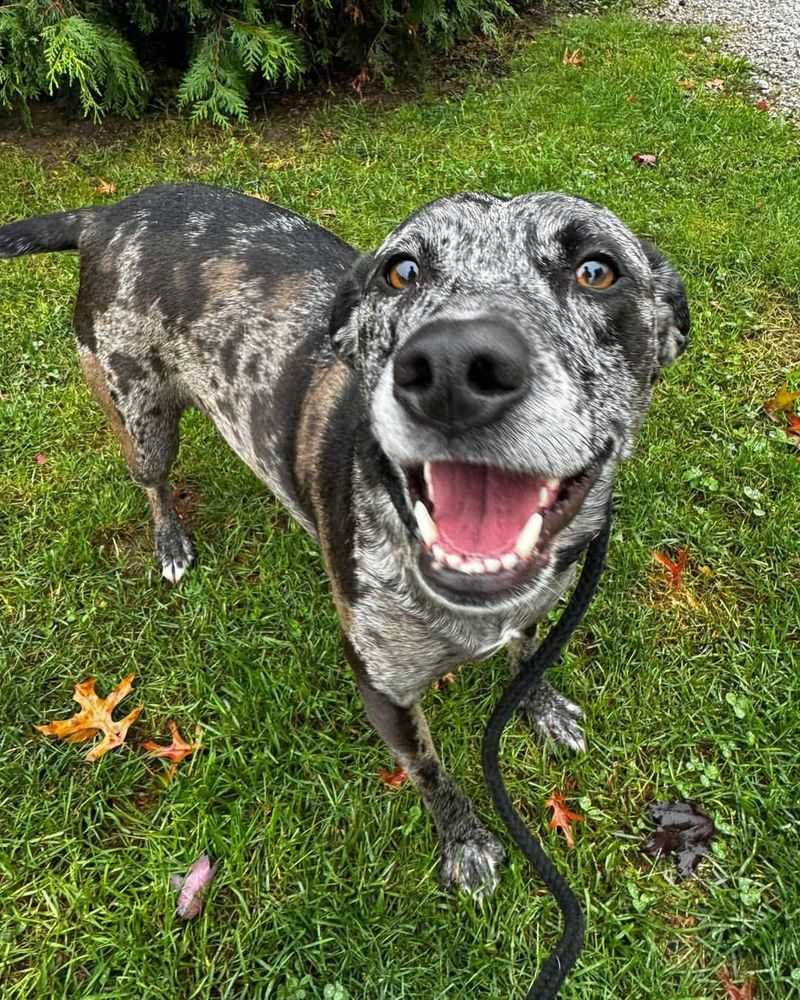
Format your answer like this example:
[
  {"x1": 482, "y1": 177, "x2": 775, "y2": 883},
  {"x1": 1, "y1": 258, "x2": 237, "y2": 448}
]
[{"x1": 292, "y1": 357, "x2": 363, "y2": 626}]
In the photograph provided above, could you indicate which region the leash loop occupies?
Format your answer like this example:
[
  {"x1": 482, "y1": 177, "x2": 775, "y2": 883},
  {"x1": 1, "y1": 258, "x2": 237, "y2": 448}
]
[{"x1": 481, "y1": 515, "x2": 611, "y2": 999}]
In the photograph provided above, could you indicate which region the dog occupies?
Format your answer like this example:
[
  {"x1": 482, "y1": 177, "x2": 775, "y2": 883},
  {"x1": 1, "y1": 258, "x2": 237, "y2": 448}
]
[{"x1": 1, "y1": 184, "x2": 689, "y2": 895}]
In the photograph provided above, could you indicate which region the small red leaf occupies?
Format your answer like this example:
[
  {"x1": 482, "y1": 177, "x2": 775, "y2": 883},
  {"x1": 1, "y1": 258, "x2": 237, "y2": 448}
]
[
  {"x1": 33, "y1": 452, "x2": 48, "y2": 465},
  {"x1": 142, "y1": 721, "x2": 200, "y2": 780},
  {"x1": 784, "y1": 412, "x2": 800, "y2": 441},
  {"x1": 633, "y1": 152, "x2": 658, "y2": 167},
  {"x1": 716, "y1": 966, "x2": 755, "y2": 1000},
  {"x1": 653, "y1": 548, "x2": 689, "y2": 591},
  {"x1": 755, "y1": 98, "x2": 770, "y2": 111},
  {"x1": 378, "y1": 766, "x2": 408, "y2": 788},
  {"x1": 94, "y1": 179, "x2": 117, "y2": 195},
  {"x1": 545, "y1": 791, "x2": 584, "y2": 849}
]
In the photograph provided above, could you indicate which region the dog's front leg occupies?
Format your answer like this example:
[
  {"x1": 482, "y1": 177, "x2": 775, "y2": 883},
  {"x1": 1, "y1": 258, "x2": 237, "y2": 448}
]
[
  {"x1": 509, "y1": 628, "x2": 586, "y2": 752},
  {"x1": 345, "y1": 641, "x2": 505, "y2": 896}
]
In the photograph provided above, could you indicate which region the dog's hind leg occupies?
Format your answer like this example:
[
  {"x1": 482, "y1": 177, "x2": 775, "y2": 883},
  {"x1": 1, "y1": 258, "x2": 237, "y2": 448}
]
[
  {"x1": 79, "y1": 349, "x2": 194, "y2": 583},
  {"x1": 345, "y1": 642, "x2": 505, "y2": 897}
]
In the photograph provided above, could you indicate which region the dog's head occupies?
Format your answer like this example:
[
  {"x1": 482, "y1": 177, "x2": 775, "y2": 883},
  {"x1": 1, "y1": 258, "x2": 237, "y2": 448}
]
[{"x1": 329, "y1": 193, "x2": 689, "y2": 611}]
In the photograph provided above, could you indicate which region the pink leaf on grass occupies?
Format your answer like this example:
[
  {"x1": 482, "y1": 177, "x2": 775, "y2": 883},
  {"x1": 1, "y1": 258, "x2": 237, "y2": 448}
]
[{"x1": 171, "y1": 854, "x2": 217, "y2": 920}]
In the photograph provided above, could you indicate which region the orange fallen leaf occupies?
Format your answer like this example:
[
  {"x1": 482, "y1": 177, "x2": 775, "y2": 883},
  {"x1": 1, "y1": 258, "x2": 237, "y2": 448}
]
[
  {"x1": 783, "y1": 413, "x2": 800, "y2": 447},
  {"x1": 94, "y1": 179, "x2": 117, "y2": 195},
  {"x1": 432, "y1": 672, "x2": 457, "y2": 691},
  {"x1": 562, "y1": 47, "x2": 583, "y2": 66},
  {"x1": 36, "y1": 674, "x2": 142, "y2": 761},
  {"x1": 716, "y1": 966, "x2": 755, "y2": 999},
  {"x1": 763, "y1": 386, "x2": 800, "y2": 420},
  {"x1": 755, "y1": 97, "x2": 770, "y2": 111},
  {"x1": 654, "y1": 548, "x2": 689, "y2": 591},
  {"x1": 142, "y1": 720, "x2": 201, "y2": 779},
  {"x1": 545, "y1": 791, "x2": 584, "y2": 848},
  {"x1": 705, "y1": 78, "x2": 725, "y2": 92},
  {"x1": 378, "y1": 766, "x2": 408, "y2": 788}
]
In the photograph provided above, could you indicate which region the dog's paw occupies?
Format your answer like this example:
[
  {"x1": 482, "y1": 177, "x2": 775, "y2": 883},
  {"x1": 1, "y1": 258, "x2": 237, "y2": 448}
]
[
  {"x1": 155, "y1": 521, "x2": 195, "y2": 584},
  {"x1": 519, "y1": 680, "x2": 586, "y2": 753},
  {"x1": 439, "y1": 825, "x2": 505, "y2": 898}
]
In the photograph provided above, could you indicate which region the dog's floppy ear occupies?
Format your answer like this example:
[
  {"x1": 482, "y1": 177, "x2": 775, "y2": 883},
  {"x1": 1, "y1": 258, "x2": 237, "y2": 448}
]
[
  {"x1": 640, "y1": 239, "x2": 690, "y2": 370},
  {"x1": 329, "y1": 253, "x2": 375, "y2": 365}
]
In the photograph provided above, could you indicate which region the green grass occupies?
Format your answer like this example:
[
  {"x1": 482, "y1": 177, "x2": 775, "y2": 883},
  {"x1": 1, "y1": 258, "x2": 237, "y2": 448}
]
[{"x1": 1, "y1": 11, "x2": 799, "y2": 999}]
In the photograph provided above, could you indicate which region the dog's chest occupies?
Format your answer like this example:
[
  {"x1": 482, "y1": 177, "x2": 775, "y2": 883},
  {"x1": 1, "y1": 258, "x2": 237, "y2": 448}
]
[{"x1": 346, "y1": 546, "x2": 561, "y2": 706}]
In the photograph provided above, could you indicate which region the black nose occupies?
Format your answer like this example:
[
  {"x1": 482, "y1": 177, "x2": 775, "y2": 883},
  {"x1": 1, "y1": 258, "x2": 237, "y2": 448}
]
[{"x1": 393, "y1": 317, "x2": 529, "y2": 434}]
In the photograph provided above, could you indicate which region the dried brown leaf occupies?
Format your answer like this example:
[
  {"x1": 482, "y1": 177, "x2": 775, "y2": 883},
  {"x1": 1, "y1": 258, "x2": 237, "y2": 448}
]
[
  {"x1": 562, "y1": 47, "x2": 583, "y2": 67},
  {"x1": 95, "y1": 179, "x2": 117, "y2": 195},
  {"x1": 36, "y1": 674, "x2": 142, "y2": 761},
  {"x1": 716, "y1": 966, "x2": 755, "y2": 1000},
  {"x1": 633, "y1": 152, "x2": 658, "y2": 167}
]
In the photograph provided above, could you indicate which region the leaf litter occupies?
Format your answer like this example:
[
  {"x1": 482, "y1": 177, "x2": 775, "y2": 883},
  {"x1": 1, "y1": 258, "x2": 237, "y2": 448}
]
[{"x1": 643, "y1": 801, "x2": 715, "y2": 879}]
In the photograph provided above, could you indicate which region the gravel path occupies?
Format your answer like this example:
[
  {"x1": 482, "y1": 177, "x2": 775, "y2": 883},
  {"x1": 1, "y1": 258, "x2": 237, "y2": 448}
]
[{"x1": 654, "y1": 0, "x2": 800, "y2": 118}]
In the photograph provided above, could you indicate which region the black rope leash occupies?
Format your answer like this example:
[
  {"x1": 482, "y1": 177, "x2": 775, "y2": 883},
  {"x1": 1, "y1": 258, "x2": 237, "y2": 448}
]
[{"x1": 481, "y1": 514, "x2": 612, "y2": 999}]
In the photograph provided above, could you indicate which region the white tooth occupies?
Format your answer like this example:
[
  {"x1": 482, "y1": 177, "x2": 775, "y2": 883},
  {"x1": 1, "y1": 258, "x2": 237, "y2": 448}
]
[
  {"x1": 423, "y1": 462, "x2": 435, "y2": 503},
  {"x1": 445, "y1": 552, "x2": 464, "y2": 570},
  {"x1": 501, "y1": 552, "x2": 519, "y2": 571},
  {"x1": 432, "y1": 561, "x2": 444, "y2": 571},
  {"x1": 539, "y1": 486, "x2": 550, "y2": 507},
  {"x1": 547, "y1": 478, "x2": 560, "y2": 490},
  {"x1": 432, "y1": 543, "x2": 446, "y2": 561},
  {"x1": 463, "y1": 559, "x2": 486, "y2": 574},
  {"x1": 414, "y1": 501, "x2": 438, "y2": 545},
  {"x1": 485, "y1": 558, "x2": 502, "y2": 573},
  {"x1": 515, "y1": 512, "x2": 543, "y2": 559}
]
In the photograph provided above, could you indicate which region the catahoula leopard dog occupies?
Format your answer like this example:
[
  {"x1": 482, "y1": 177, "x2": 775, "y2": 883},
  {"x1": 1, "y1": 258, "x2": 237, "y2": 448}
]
[{"x1": 1, "y1": 184, "x2": 688, "y2": 896}]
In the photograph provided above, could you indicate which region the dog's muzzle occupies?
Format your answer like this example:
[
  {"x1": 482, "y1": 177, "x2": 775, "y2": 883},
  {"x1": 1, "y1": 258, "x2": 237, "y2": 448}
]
[{"x1": 392, "y1": 316, "x2": 529, "y2": 436}]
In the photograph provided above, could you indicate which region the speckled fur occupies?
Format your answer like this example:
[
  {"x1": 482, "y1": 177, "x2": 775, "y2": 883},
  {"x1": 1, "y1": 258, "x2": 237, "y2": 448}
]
[{"x1": 1, "y1": 184, "x2": 689, "y2": 895}]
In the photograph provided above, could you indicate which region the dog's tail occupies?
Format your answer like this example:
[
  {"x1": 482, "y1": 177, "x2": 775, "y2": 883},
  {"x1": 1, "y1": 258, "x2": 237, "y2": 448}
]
[{"x1": 0, "y1": 207, "x2": 98, "y2": 259}]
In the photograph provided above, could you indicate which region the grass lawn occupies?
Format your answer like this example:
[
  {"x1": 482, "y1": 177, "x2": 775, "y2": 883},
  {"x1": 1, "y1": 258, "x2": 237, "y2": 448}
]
[{"x1": 1, "y1": 9, "x2": 799, "y2": 999}]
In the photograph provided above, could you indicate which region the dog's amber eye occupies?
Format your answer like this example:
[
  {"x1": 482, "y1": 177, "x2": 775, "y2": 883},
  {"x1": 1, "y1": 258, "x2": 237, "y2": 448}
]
[
  {"x1": 386, "y1": 258, "x2": 419, "y2": 290},
  {"x1": 576, "y1": 259, "x2": 616, "y2": 290}
]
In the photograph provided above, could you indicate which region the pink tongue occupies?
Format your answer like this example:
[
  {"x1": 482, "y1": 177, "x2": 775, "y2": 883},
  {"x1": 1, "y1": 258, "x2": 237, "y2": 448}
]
[{"x1": 429, "y1": 462, "x2": 543, "y2": 557}]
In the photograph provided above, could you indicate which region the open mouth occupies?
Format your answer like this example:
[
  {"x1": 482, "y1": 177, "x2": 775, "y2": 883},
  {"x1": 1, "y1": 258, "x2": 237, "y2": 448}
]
[{"x1": 405, "y1": 442, "x2": 612, "y2": 598}]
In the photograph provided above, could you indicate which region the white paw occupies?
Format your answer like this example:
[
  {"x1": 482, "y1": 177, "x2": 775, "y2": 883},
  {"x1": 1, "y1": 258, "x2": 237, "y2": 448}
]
[
  {"x1": 162, "y1": 559, "x2": 189, "y2": 584},
  {"x1": 534, "y1": 692, "x2": 586, "y2": 753}
]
